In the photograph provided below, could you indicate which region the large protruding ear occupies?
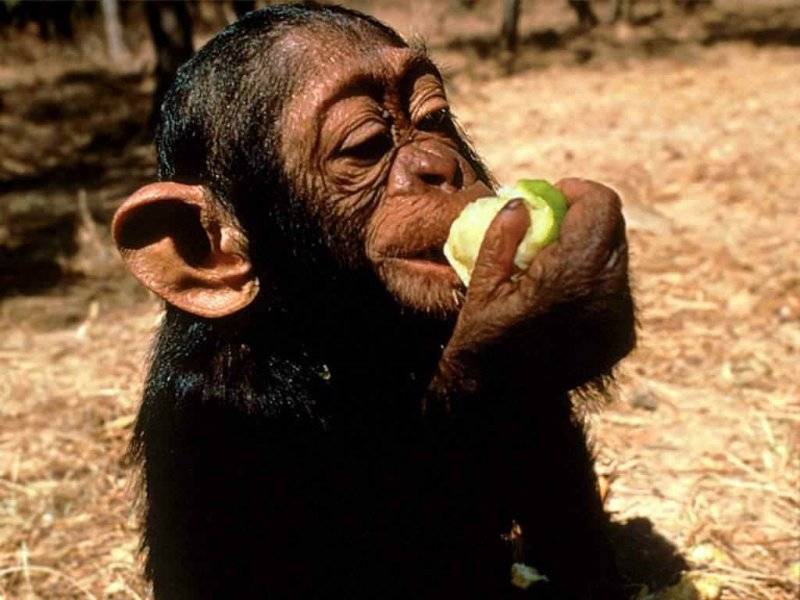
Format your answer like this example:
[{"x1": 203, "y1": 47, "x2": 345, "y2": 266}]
[{"x1": 112, "y1": 182, "x2": 259, "y2": 318}]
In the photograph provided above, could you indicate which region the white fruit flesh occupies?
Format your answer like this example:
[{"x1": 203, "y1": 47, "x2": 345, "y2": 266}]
[{"x1": 444, "y1": 184, "x2": 560, "y2": 286}]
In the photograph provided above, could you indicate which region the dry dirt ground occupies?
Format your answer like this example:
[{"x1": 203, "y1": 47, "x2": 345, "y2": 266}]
[{"x1": 1, "y1": 1, "x2": 798, "y2": 598}]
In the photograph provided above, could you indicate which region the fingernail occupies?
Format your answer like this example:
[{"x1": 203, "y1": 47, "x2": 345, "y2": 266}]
[{"x1": 503, "y1": 197, "x2": 523, "y2": 210}]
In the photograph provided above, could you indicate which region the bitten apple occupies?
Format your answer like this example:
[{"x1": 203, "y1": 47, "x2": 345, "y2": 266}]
[{"x1": 444, "y1": 179, "x2": 568, "y2": 286}]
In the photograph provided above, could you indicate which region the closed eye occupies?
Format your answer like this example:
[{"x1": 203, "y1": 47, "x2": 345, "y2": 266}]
[{"x1": 339, "y1": 131, "x2": 393, "y2": 162}]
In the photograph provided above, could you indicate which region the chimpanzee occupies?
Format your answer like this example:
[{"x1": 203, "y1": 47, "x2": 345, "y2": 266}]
[{"x1": 113, "y1": 3, "x2": 635, "y2": 599}]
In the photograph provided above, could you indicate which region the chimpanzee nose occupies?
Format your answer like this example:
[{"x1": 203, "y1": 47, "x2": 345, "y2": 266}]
[{"x1": 387, "y1": 143, "x2": 464, "y2": 196}]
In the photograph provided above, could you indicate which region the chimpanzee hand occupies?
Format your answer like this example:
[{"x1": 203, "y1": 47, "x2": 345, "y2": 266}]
[{"x1": 430, "y1": 178, "x2": 635, "y2": 407}]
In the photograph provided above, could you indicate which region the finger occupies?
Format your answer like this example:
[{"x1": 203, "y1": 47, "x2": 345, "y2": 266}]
[
  {"x1": 468, "y1": 198, "x2": 530, "y2": 295},
  {"x1": 518, "y1": 182, "x2": 627, "y2": 300},
  {"x1": 555, "y1": 177, "x2": 621, "y2": 211},
  {"x1": 557, "y1": 188, "x2": 625, "y2": 262}
]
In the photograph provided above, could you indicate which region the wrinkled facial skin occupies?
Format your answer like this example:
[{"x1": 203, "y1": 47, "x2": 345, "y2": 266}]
[{"x1": 281, "y1": 28, "x2": 493, "y2": 315}]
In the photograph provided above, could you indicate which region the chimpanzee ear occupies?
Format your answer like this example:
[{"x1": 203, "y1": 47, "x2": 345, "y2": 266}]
[{"x1": 112, "y1": 182, "x2": 259, "y2": 318}]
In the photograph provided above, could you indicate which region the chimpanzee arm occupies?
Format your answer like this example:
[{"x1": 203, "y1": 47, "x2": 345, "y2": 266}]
[
  {"x1": 426, "y1": 178, "x2": 636, "y2": 414},
  {"x1": 427, "y1": 292, "x2": 635, "y2": 415}
]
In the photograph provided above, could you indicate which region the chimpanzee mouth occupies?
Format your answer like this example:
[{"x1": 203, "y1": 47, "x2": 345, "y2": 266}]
[
  {"x1": 381, "y1": 246, "x2": 458, "y2": 283},
  {"x1": 411, "y1": 246, "x2": 450, "y2": 266}
]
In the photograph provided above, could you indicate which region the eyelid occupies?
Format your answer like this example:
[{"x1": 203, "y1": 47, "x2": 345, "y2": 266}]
[
  {"x1": 411, "y1": 94, "x2": 449, "y2": 126},
  {"x1": 413, "y1": 102, "x2": 450, "y2": 131},
  {"x1": 338, "y1": 119, "x2": 388, "y2": 152}
]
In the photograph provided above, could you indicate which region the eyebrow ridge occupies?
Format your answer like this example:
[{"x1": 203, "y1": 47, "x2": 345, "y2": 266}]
[
  {"x1": 319, "y1": 50, "x2": 440, "y2": 117},
  {"x1": 399, "y1": 54, "x2": 444, "y2": 107}
]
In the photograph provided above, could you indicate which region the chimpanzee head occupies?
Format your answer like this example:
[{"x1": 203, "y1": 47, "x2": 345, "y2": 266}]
[{"x1": 113, "y1": 2, "x2": 494, "y2": 320}]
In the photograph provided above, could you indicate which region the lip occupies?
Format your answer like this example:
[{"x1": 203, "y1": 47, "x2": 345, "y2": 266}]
[
  {"x1": 384, "y1": 240, "x2": 453, "y2": 271},
  {"x1": 379, "y1": 236, "x2": 451, "y2": 266},
  {"x1": 408, "y1": 244, "x2": 450, "y2": 265},
  {"x1": 372, "y1": 179, "x2": 493, "y2": 282},
  {"x1": 382, "y1": 256, "x2": 460, "y2": 283}
]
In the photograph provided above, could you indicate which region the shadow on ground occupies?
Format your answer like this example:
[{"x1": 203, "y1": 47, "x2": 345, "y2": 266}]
[{"x1": 611, "y1": 518, "x2": 689, "y2": 594}]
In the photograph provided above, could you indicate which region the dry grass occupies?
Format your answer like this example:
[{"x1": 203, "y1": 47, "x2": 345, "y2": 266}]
[
  {"x1": 446, "y1": 40, "x2": 800, "y2": 600},
  {"x1": 0, "y1": 294, "x2": 158, "y2": 599},
  {"x1": 1, "y1": 5, "x2": 799, "y2": 599}
]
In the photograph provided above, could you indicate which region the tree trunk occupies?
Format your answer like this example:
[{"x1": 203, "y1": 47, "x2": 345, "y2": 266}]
[
  {"x1": 611, "y1": 0, "x2": 634, "y2": 23},
  {"x1": 145, "y1": 1, "x2": 194, "y2": 128},
  {"x1": 500, "y1": 0, "x2": 521, "y2": 53},
  {"x1": 568, "y1": 0, "x2": 599, "y2": 28},
  {"x1": 101, "y1": 0, "x2": 126, "y2": 64},
  {"x1": 233, "y1": 1, "x2": 257, "y2": 19}
]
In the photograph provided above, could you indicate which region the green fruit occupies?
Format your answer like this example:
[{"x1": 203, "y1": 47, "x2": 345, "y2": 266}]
[
  {"x1": 443, "y1": 179, "x2": 567, "y2": 286},
  {"x1": 510, "y1": 563, "x2": 549, "y2": 590}
]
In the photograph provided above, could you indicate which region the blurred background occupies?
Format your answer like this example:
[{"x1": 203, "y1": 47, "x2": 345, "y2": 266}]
[{"x1": 0, "y1": 1, "x2": 798, "y2": 598}]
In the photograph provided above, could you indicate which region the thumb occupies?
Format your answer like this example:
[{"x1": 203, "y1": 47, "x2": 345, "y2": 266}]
[{"x1": 469, "y1": 198, "x2": 530, "y2": 293}]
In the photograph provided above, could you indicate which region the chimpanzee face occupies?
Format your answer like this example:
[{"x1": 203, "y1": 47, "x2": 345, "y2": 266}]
[
  {"x1": 280, "y1": 28, "x2": 494, "y2": 314},
  {"x1": 112, "y1": 24, "x2": 493, "y2": 319}
]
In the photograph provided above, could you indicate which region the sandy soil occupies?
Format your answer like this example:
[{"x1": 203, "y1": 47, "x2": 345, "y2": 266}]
[
  {"x1": 449, "y1": 41, "x2": 800, "y2": 600},
  {"x1": 1, "y1": 1, "x2": 798, "y2": 598}
]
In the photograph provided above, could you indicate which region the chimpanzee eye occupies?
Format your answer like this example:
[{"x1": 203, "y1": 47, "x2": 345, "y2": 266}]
[
  {"x1": 417, "y1": 108, "x2": 450, "y2": 132},
  {"x1": 339, "y1": 131, "x2": 393, "y2": 163}
]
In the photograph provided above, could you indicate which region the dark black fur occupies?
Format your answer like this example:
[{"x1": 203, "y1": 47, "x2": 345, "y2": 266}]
[{"x1": 130, "y1": 4, "x2": 634, "y2": 598}]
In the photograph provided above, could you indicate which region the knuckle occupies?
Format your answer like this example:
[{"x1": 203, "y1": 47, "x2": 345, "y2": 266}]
[
  {"x1": 587, "y1": 196, "x2": 625, "y2": 244},
  {"x1": 554, "y1": 176, "x2": 582, "y2": 190},
  {"x1": 596, "y1": 182, "x2": 622, "y2": 205},
  {"x1": 557, "y1": 177, "x2": 620, "y2": 205}
]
